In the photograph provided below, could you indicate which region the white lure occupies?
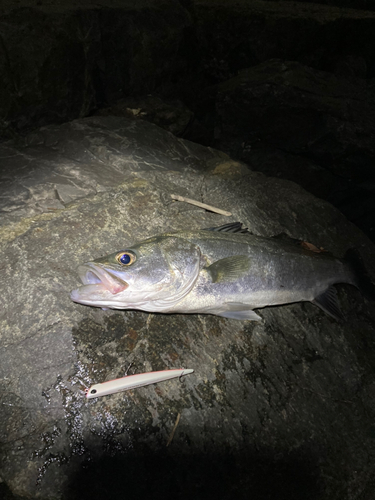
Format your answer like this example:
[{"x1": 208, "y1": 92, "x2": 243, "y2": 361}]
[{"x1": 85, "y1": 368, "x2": 194, "y2": 399}]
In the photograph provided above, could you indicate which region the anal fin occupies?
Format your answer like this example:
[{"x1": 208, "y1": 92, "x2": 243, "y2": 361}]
[
  {"x1": 217, "y1": 309, "x2": 262, "y2": 321},
  {"x1": 312, "y1": 286, "x2": 343, "y2": 321},
  {"x1": 207, "y1": 302, "x2": 262, "y2": 321}
]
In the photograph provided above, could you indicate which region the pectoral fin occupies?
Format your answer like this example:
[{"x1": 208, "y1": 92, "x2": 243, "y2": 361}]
[
  {"x1": 206, "y1": 255, "x2": 251, "y2": 283},
  {"x1": 312, "y1": 286, "x2": 343, "y2": 321}
]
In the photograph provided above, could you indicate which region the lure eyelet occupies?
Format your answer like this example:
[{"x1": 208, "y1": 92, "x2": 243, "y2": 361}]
[{"x1": 116, "y1": 251, "x2": 136, "y2": 266}]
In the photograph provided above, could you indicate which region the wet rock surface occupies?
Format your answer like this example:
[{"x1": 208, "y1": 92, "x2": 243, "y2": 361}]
[{"x1": 1, "y1": 116, "x2": 375, "y2": 499}]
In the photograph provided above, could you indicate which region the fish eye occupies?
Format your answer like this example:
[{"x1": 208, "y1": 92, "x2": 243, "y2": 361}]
[{"x1": 116, "y1": 251, "x2": 136, "y2": 266}]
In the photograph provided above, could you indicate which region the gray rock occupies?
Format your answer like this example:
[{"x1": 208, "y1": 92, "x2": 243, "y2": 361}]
[
  {"x1": 1, "y1": 116, "x2": 375, "y2": 499},
  {"x1": 213, "y1": 59, "x2": 375, "y2": 180},
  {"x1": 2, "y1": 0, "x2": 375, "y2": 140},
  {"x1": 194, "y1": 0, "x2": 375, "y2": 80},
  {"x1": 203, "y1": 59, "x2": 375, "y2": 240},
  {"x1": 95, "y1": 95, "x2": 194, "y2": 137},
  {"x1": 260, "y1": 0, "x2": 375, "y2": 13},
  {"x1": 0, "y1": 1, "x2": 191, "y2": 138}
]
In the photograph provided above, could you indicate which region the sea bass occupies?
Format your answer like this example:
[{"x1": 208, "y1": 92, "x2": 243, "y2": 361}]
[{"x1": 71, "y1": 223, "x2": 374, "y2": 320}]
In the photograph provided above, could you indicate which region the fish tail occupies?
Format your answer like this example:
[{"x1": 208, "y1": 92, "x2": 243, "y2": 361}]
[{"x1": 344, "y1": 248, "x2": 375, "y2": 301}]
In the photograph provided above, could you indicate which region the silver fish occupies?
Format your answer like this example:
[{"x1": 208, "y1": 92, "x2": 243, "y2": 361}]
[{"x1": 71, "y1": 223, "x2": 374, "y2": 320}]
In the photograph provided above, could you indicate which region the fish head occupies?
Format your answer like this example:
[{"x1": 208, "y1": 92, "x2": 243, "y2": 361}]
[{"x1": 70, "y1": 235, "x2": 201, "y2": 311}]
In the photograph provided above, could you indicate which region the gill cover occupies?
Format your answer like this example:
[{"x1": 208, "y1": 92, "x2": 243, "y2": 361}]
[
  {"x1": 133, "y1": 235, "x2": 202, "y2": 308},
  {"x1": 71, "y1": 235, "x2": 202, "y2": 311}
]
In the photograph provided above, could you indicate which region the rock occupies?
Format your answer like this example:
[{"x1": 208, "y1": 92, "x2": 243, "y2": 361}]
[
  {"x1": 2, "y1": 0, "x2": 375, "y2": 140},
  {"x1": 202, "y1": 59, "x2": 375, "y2": 240},
  {"x1": 263, "y1": 0, "x2": 375, "y2": 13},
  {"x1": 0, "y1": 1, "x2": 192, "y2": 139},
  {"x1": 95, "y1": 94, "x2": 194, "y2": 136},
  {"x1": 194, "y1": 0, "x2": 375, "y2": 80},
  {"x1": 1, "y1": 116, "x2": 375, "y2": 499},
  {"x1": 213, "y1": 60, "x2": 375, "y2": 177}
]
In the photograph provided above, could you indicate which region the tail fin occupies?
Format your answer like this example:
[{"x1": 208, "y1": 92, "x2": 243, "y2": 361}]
[{"x1": 344, "y1": 248, "x2": 375, "y2": 301}]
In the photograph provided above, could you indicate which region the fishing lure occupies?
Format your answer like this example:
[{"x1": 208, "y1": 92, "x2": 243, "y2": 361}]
[{"x1": 85, "y1": 368, "x2": 194, "y2": 399}]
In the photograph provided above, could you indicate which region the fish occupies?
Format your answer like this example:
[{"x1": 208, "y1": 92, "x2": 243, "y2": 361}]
[{"x1": 70, "y1": 222, "x2": 375, "y2": 321}]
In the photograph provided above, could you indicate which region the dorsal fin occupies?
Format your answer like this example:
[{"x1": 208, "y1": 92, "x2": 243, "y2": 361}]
[{"x1": 203, "y1": 222, "x2": 250, "y2": 234}]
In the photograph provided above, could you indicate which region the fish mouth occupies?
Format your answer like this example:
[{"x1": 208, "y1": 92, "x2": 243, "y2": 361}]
[{"x1": 72, "y1": 263, "x2": 129, "y2": 300}]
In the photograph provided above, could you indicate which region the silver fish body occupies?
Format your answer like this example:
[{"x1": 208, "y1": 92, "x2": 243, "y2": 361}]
[{"x1": 71, "y1": 223, "x2": 367, "y2": 320}]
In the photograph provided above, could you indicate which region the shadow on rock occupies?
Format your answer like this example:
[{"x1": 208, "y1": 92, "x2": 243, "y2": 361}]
[{"x1": 64, "y1": 447, "x2": 321, "y2": 500}]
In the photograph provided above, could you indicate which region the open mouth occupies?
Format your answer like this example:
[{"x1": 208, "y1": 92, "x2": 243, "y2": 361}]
[{"x1": 77, "y1": 263, "x2": 129, "y2": 294}]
